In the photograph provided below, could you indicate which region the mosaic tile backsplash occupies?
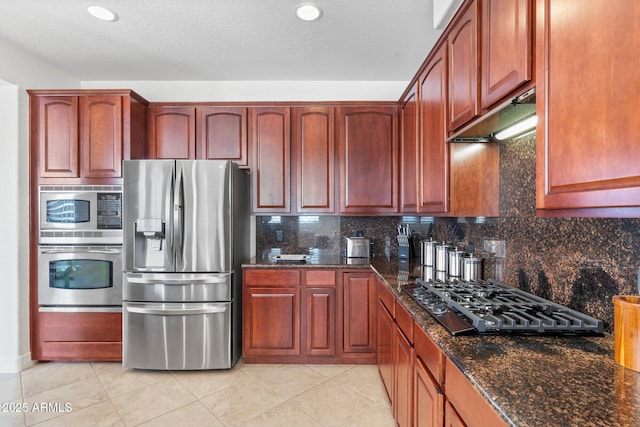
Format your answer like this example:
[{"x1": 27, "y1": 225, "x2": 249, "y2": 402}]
[{"x1": 256, "y1": 134, "x2": 640, "y2": 332}]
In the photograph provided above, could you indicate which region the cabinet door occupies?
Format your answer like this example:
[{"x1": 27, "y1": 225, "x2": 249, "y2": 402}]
[
  {"x1": 33, "y1": 96, "x2": 79, "y2": 178},
  {"x1": 149, "y1": 106, "x2": 196, "y2": 159},
  {"x1": 444, "y1": 401, "x2": 465, "y2": 427},
  {"x1": 400, "y1": 84, "x2": 419, "y2": 213},
  {"x1": 414, "y1": 357, "x2": 444, "y2": 427},
  {"x1": 377, "y1": 299, "x2": 395, "y2": 402},
  {"x1": 450, "y1": 142, "x2": 499, "y2": 216},
  {"x1": 481, "y1": 0, "x2": 532, "y2": 109},
  {"x1": 337, "y1": 106, "x2": 398, "y2": 214},
  {"x1": 292, "y1": 106, "x2": 335, "y2": 213},
  {"x1": 342, "y1": 272, "x2": 376, "y2": 353},
  {"x1": 243, "y1": 287, "x2": 300, "y2": 356},
  {"x1": 394, "y1": 326, "x2": 414, "y2": 427},
  {"x1": 303, "y1": 287, "x2": 336, "y2": 356},
  {"x1": 445, "y1": 357, "x2": 508, "y2": 427},
  {"x1": 198, "y1": 107, "x2": 247, "y2": 166},
  {"x1": 448, "y1": 0, "x2": 479, "y2": 132},
  {"x1": 536, "y1": 0, "x2": 640, "y2": 214},
  {"x1": 80, "y1": 96, "x2": 122, "y2": 178},
  {"x1": 419, "y1": 43, "x2": 449, "y2": 213},
  {"x1": 250, "y1": 107, "x2": 291, "y2": 213}
]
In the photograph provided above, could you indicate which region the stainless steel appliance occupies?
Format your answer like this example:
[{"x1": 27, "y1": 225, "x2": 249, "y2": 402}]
[
  {"x1": 345, "y1": 237, "x2": 371, "y2": 258},
  {"x1": 403, "y1": 278, "x2": 604, "y2": 336},
  {"x1": 39, "y1": 185, "x2": 123, "y2": 245},
  {"x1": 38, "y1": 245, "x2": 122, "y2": 309},
  {"x1": 122, "y1": 160, "x2": 249, "y2": 370}
]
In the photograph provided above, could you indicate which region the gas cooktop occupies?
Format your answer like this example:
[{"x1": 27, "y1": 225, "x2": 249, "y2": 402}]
[{"x1": 402, "y1": 278, "x2": 604, "y2": 336}]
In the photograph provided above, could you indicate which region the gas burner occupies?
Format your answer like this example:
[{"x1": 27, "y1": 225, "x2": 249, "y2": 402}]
[{"x1": 402, "y1": 278, "x2": 604, "y2": 336}]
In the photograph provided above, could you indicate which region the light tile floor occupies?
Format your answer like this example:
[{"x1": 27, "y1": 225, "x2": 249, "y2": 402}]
[{"x1": 0, "y1": 360, "x2": 395, "y2": 426}]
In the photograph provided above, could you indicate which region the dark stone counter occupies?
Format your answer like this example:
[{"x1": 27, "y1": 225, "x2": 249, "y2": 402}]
[{"x1": 243, "y1": 255, "x2": 640, "y2": 427}]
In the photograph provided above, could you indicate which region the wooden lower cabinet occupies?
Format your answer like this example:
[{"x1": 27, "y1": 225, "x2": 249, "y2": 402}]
[
  {"x1": 445, "y1": 357, "x2": 509, "y2": 427},
  {"x1": 303, "y1": 286, "x2": 336, "y2": 356},
  {"x1": 342, "y1": 271, "x2": 376, "y2": 356},
  {"x1": 394, "y1": 324, "x2": 414, "y2": 427},
  {"x1": 414, "y1": 356, "x2": 445, "y2": 427},
  {"x1": 243, "y1": 287, "x2": 301, "y2": 357},
  {"x1": 243, "y1": 268, "x2": 374, "y2": 363},
  {"x1": 377, "y1": 280, "x2": 507, "y2": 427},
  {"x1": 35, "y1": 312, "x2": 122, "y2": 362},
  {"x1": 444, "y1": 401, "x2": 466, "y2": 427}
]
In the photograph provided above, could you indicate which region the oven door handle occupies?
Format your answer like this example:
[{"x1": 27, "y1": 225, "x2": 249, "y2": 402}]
[
  {"x1": 125, "y1": 305, "x2": 227, "y2": 316},
  {"x1": 40, "y1": 248, "x2": 121, "y2": 255},
  {"x1": 126, "y1": 276, "x2": 229, "y2": 285}
]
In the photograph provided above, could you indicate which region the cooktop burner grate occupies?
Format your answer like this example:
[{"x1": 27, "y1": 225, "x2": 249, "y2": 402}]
[{"x1": 403, "y1": 278, "x2": 604, "y2": 336}]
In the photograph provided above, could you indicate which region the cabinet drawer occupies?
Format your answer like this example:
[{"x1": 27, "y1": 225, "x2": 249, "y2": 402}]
[
  {"x1": 303, "y1": 270, "x2": 336, "y2": 286},
  {"x1": 445, "y1": 357, "x2": 508, "y2": 427},
  {"x1": 414, "y1": 323, "x2": 444, "y2": 386},
  {"x1": 39, "y1": 312, "x2": 122, "y2": 342},
  {"x1": 40, "y1": 342, "x2": 122, "y2": 361},
  {"x1": 244, "y1": 269, "x2": 301, "y2": 286},
  {"x1": 377, "y1": 278, "x2": 395, "y2": 317},
  {"x1": 394, "y1": 300, "x2": 414, "y2": 344}
]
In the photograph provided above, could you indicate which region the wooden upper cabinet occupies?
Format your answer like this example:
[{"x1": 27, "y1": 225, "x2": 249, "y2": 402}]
[
  {"x1": 337, "y1": 106, "x2": 398, "y2": 214},
  {"x1": 480, "y1": 0, "x2": 533, "y2": 109},
  {"x1": 33, "y1": 95, "x2": 79, "y2": 178},
  {"x1": 292, "y1": 106, "x2": 335, "y2": 213},
  {"x1": 149, "y1": 106, "x2": 196, "y2": 159},
  {"x1": 450, "y1": 142, "x2": 499, "y2": 216},
  {"x1": 30, "y1": 90, "x2": 148, "y2": 182},
  {"x1": 400, "y1": 84, "x2": 419, "y2": 213},
  {"x1": 448, "y1": 0, "x2": 479, "y2": 132},
  {"x1": 197, "y1": 107, "x2": 248, "y2": 166},
  {"x1": 536, "y1": 0, "x2": 640, "y2": 214},
  {"x1": 419, "y1": 43, "x2": 449, "y2": 214},
  {"x1": 80, "y1": 96, "x2": 122, "y2": 178},
  {"x1": 250, "y1": 107, "x2": 291, "y2": 213}
]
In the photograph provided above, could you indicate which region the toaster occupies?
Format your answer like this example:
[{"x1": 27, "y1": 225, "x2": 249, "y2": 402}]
[{"x1": 345, "y1": 237, "x2": 371, "y2": 258}]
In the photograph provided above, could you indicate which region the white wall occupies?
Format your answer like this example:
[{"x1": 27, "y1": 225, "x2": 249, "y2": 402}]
[
  {"x1": 81, "y1": 80, "x2": 407, "y2": 102},
  {"x1": 0, "y1": 36, "x2": 79, "y2": 373}
]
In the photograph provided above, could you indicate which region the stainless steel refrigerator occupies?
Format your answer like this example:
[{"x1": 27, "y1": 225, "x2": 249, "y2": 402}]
[{"x1": 122, "y1": 160, "x2": 249, "y2": 370}]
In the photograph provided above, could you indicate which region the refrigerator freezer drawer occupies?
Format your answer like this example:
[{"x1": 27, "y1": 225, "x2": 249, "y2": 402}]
[
  {"x1": 123, "y1": 272, "x2": 232, "y2": 302},
  {"x1": 123, "y1": 301, "x2": 233, "y2": 370}
]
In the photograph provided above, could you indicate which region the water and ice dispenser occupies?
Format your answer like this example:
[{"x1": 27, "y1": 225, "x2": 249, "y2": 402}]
[{"x1": 133, "y1": 218, "x2": 165, "y2": 269}]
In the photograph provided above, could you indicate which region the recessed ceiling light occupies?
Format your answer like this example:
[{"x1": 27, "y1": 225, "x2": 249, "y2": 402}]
[
  {"x1": 294, "y1": 3, "x2": 322, "y2": 22},
  {"x1": 87, "y1": 5, "x2": 119, "y2": 22}
]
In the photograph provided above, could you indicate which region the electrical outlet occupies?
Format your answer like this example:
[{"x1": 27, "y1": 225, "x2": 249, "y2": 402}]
[{"x1": 276, "y1": 230, "x2": 283, "y2": 242}]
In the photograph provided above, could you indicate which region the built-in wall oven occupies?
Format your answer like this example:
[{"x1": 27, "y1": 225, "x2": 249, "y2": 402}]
[
  {"x1": 38, "y1": 246, "x2": 122, "y2": 308},
  {"x1": 38, "y1": 185, "x2": 123, "y2": 311}
]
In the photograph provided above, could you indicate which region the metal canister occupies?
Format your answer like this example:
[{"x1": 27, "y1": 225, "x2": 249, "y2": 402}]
[
  {"x1": 435, "y1": 242, "x2": 450, "y2": 273},
  {"x1": 462, "y1": 254, "x2": 483, "y2": 282},
  {"x1": 420, "y1": 239, "x2": 437, "y2": 266},
  {"x1": 448, "y1": 248, "x2": 465, "y2": 278}
]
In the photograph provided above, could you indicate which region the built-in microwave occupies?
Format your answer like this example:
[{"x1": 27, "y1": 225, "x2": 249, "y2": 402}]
[
  {"x1": 38, "y1": 245, "x2": 122, "y2": 308},
  {"x1": 39, "y1": 185, "x2": 123, "y2": 244}
]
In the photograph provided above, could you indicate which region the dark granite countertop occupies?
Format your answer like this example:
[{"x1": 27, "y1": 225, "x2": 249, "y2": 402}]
[{"x1": 243, "y1": 255, "x2": 640, "y2": 427}]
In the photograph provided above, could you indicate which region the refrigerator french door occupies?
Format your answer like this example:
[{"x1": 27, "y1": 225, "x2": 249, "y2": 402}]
[{"x1": 122, "y1": 160, "x2": 249, "y2": 370}]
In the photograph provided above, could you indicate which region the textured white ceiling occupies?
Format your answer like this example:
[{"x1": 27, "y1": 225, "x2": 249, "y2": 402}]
[{"x1": 0, "y1": 0, "x2": 445, "y2": 82}]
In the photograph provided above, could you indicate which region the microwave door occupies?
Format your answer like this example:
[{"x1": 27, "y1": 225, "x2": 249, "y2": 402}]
[{"x1": 176, "y1": 160, "x2": 232, "y2": 273}]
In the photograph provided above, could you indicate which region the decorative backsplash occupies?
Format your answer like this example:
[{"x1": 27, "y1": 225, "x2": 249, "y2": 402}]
[{"x1": 256, "y1": 134, "x2": 640, "y2": 333}]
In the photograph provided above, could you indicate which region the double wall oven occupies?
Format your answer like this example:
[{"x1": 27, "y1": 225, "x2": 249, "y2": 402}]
[{"x1": 38, "y1": 185, "x2": 123, "y2": 312}]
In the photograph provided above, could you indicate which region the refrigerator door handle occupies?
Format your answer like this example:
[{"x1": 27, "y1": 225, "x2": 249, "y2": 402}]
[
  {"x1": 125, "y1": 305, "x2": 227, "y2": 316},
  {"x1": 126, "y1": 276, "x2": 231, "y2": 285},
  {"x1": 164, "y1": 170, "x2": 175, "y2": 269},
  {"x1": 173, "y1": 166, "x2": 184, "y2": 268}
]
